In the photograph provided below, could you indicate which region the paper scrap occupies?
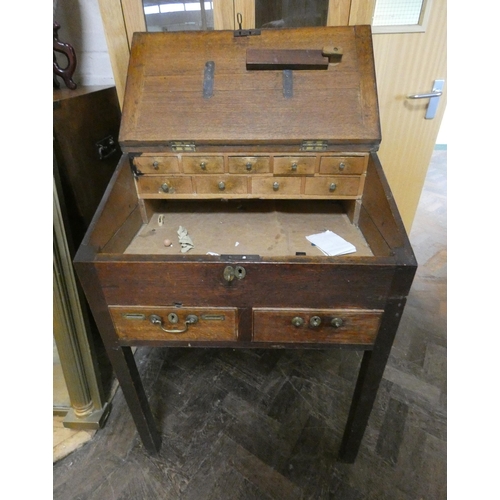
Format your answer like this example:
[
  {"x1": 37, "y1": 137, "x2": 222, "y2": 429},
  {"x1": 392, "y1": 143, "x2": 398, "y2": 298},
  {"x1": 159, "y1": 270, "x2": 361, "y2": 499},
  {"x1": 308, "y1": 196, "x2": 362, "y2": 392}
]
[
  {"x1": 177, "y1": 226, "x2": 194, "y2": 253},
  {"x1": 306, "y1": 230, "x2": 356, "y2": 256},
  {"x1": 206, "y1": 252, "x2": 219, "y2": 256}
]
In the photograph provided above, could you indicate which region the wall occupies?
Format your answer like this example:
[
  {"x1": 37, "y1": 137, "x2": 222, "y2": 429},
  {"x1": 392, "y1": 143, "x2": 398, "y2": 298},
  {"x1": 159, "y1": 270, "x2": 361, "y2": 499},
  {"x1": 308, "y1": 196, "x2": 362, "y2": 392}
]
[{"x1": 54, "y1": 0, "x2": 115, "y2": 87}]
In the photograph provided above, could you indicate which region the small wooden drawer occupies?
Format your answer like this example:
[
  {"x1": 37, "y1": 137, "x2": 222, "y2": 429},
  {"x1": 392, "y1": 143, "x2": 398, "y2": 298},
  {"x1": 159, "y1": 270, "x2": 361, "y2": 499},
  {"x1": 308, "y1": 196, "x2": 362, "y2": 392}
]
[
  {"x1": 273, "y1": 156, "x2": 316, "y2": 175},
  {"x1": 195, "y1": 175, "x2": 248, "y2": 195},
  {"x1": 252, "y1": 176, "x2": 301, "y2": 195},
  {"x1": 136, "y1": 176, "x2": 193, "y2": 196},
  {"x1": 319, "y1": 156, "x2": 367, "y2": 175},
  {"x1": 182, "y1": 156, "x2": 224, "y2": 174},
  {"x1": 228, "y1": 156, "x2": 270, "y2": 174},
  {"x1": 109, "y1": 306, "x2": 237, "y2": 342},
  {"x1": 304, "y1": 176, "x2": 360, "y2": 197},
  {"x1": 133, "y1": 156, "x2": 180, "y2": 174},
  {"x1": 253, "y1": 308, "x2": 383, "y2": 345}
]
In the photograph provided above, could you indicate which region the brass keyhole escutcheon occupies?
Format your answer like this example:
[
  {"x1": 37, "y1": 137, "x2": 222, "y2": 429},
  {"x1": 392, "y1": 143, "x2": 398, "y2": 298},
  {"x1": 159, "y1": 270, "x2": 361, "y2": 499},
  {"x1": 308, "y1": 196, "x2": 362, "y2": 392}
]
[
  {"x1": 223, "y1": 265, "x2": 246, "y2": 282},
  {"x1": 292, "y1": 316, "x2": 304, "y2": 327},
  {"x1": 167, "y1": 312, "x2": 179, "y2": 324},
  {"x1": 310, "y1": 316, "x2": 322, "y2": 327},
  {"x1": 331, "y1": 317, "x2": 344, "y2": 328}
]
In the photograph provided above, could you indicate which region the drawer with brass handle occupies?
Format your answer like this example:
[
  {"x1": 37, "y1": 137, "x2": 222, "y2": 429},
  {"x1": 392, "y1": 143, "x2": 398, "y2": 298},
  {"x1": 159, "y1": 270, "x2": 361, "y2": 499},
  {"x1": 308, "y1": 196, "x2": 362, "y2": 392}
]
[
  {"x1": 109, "y1": 306, "x2": 237, "y2": 341},
  {"x1": 304, "y1": 176, "x2": 361, "y2": 197},
  {"x1": 195, "y1": 175, "x2": 248, "y2": 195},
  {"x1": 319, "y1": 156, "x2": 367, "y2": 175},
  {"x1": 253, "y1": 308, "x2": 383, "y2": 345},
  {"x1": 182, "y1": 156, "x2": 224, "y2": 174},
  {"x1": 273, "y1": 156, "x2": 316, "y2": 175},
  {"x1": 133, "y1": 156, "x2": 180, "y2": 174},
  {"x1": 136, "y1": 176, "x2": 193, "y2": 196},
  {"x1": 228, "y1": 156, "x2": 270, "y2": 174},
  {"x1": 252, "y1": 176, "x2": 301, "y2": 195}
]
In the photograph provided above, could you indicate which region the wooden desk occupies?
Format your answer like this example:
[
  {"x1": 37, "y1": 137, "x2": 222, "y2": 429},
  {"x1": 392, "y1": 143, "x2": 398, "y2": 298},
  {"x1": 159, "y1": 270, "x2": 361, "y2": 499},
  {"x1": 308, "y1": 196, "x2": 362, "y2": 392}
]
[{"x1": 74, "y1": 26, "x2": 416, "y2": 462}]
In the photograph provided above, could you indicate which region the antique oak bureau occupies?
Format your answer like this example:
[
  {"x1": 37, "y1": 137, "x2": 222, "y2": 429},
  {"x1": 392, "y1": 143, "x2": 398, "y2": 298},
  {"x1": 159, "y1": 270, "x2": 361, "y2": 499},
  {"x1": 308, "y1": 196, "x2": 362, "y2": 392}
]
[{"x1": 74, "y1": 25, "x2": 416, "y2": 462}]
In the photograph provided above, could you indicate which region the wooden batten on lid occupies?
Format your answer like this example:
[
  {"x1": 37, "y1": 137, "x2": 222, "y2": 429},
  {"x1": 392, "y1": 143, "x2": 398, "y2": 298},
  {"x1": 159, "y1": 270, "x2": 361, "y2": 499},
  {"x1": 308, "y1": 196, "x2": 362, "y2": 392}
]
[{"x1": 119, "y1": 25, "x2": 381, "y2": 153}]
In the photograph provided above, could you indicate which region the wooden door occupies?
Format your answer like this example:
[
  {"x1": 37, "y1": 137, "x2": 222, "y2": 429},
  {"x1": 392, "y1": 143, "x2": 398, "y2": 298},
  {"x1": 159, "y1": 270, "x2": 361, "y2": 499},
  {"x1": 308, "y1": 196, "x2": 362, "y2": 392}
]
[{"x1": 98, "y1": 0, "x2": 446, "y2": 230}]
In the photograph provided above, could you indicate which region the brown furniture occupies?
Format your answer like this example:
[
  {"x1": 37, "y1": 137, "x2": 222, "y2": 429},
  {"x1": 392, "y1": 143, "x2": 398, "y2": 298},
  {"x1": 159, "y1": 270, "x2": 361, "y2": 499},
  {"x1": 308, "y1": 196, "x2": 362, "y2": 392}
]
[{"x1": 74, "y1": 26, "x2": 416, "y2": 462}]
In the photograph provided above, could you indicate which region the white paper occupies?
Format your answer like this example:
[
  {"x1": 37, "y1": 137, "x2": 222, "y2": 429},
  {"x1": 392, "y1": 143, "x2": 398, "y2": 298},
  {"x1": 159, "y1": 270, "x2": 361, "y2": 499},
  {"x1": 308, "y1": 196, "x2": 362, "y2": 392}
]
[{"x1": 306, "y1": 230, "x2": 356, "y2": 256}]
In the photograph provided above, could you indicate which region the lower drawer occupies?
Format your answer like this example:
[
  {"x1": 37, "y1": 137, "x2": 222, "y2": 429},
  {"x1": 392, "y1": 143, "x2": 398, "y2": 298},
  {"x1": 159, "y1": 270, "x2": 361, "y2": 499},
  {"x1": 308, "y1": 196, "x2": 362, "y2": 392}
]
[
  {"x1": 109, "y1": 306, "x2": 237, "y2": 341},
  {"x1": 253, "y1": 308, "x2": 383, "y2": 345}
]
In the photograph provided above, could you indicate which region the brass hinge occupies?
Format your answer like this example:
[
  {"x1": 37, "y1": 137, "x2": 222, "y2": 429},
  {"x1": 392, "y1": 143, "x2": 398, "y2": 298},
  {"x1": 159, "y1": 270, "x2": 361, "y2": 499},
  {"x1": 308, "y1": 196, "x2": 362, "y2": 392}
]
[
  {"x1": 170, "y1": 141, "x2": 196, "y2": 152},
  {"x1": 300, "y1": 140, "x2": 328, "y2": 151}
]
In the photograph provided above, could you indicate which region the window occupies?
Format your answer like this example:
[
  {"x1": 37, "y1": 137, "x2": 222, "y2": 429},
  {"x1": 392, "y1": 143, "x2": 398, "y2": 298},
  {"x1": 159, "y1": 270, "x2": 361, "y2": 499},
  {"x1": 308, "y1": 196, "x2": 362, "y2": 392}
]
[{"x1": 372, "y1": 0, "x2": 432, "y2": 34}]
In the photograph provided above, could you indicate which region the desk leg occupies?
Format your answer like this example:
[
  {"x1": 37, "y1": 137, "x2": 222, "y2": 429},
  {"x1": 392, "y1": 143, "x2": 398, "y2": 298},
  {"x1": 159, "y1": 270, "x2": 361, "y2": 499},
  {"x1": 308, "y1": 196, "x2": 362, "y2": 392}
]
[
  {"x1": 338, "y1": 299, "x2": 406, "y2": 462},
  {"x1": 106, "y1": 345, "x2": 162, "y2": 454}
]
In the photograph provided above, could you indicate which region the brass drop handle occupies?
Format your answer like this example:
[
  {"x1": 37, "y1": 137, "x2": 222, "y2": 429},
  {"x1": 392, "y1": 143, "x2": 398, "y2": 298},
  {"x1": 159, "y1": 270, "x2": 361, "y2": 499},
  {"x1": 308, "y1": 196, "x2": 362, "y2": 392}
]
[
  {"x1": 161, "y1": 183, "x2": 170, "y2": 193},
  {"x1": 246, "y1": 162, "x2": 253, "y2": 171},
  {"x1": 329, "y1": 183, "x2": 337, "y2": 192},
  {"x1": 273, "y1": 181, "x2": 280, "y2": 191},
  {"x1": 291, "y1": 162, "x2": 298, "y2": 171},
  {"x1": 149, "y1": 314, "x2": 198, "y2": 334},
  {"x1": 152, "y1": 161, "x2": 159, "y2": 170},
  {"x1": 218, "y1": 181, "x2": 226, "y2": 191},
  {"x1": 200, "y1": 161, "x2": 207, "y2": 170},
  {"x1": 331, "y1": 317, "x2": 344, "y2": 328},
  {"x1": 338, "y1": 162, "x2": 345, "y2": 171}
]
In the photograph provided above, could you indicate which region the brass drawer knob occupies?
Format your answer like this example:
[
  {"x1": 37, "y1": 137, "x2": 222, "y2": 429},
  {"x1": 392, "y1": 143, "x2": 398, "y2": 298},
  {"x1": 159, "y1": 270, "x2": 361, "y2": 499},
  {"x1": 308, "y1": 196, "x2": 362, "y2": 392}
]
[
  {"x1": 152, "y1": 161, "x2": 159, "y2": 170},
  {"x1": 291, "y1": 162, "x2": 298, "y2": 171},
  {"x1": 291, "y1": 316, "x2": 304, "y2": 327},
  {"x1": 329, "y1": 183, "x2": 337, "y2": 192},
  {"x1": 160, "y1": 183, "x2": 170, "y2": 193},
  {"x1": 309, "y1": 316, "x2": 322, "y2": 327},
  {"x1": 273, "y1": 181, "x2": 280, "y2": 191},
  {"x1": 218, "y1": 181, "x2": 226, "y2": 191},
  {"x1": 331, "y1": 317, "x2": 344, "y2": 328},
  {"x1": 339, "y1": 162, "x2": 346, "y2": 171},
  {"x1": 200, "y1": 161, "x2": 207, "y2": 170},
  {"x1": 246, "y1": 162, "x2": 253, "y2": 171}
]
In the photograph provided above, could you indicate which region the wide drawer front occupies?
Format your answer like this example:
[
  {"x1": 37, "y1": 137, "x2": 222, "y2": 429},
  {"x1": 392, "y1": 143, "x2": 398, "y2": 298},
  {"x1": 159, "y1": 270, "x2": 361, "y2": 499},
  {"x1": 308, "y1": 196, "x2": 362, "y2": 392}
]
[
  {"x1": 253, "y1": 308, "x2": 383, "y2": 345},
  {"x1": 109, "y1": 306, "x2": 237, "y2": 341}
]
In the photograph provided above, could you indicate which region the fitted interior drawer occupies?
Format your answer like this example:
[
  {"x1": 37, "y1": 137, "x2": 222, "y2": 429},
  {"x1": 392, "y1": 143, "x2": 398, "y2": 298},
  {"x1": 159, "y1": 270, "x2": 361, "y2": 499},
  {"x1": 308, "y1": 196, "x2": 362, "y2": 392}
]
[
  {"x1": 253, "y1": 308, "x2": 383, "y2": 345},
  {"x1": 229, "y1": 156, "x2": 270, "y2": 174},
  {"x1": 182, "y1": 156, "x2": 224, "y2": 174},
  {"x1": 109, "y1": 306, "x2": 238, "y2": 341},
  {"x1": 304, "y1": 176, "x2": 361, "y2": 197},
  {"x1": 136, "y1": 176, "x2": 193, "y2": 196},
  {"x1": 252, "y1": 176, "x2": 301, "y2": 195},
  {"x1": 133, "y1": 156, "x2": 180, "y2": 174},
  {"x1": 319, "y1": 156, "x2": 367, "y2": 175},
  {"x1": 195, "y1": 175, "x2": 248, "y2": 194},
  {"x1": 273, "y1": 156, "x2": 316, "y2": 175}
]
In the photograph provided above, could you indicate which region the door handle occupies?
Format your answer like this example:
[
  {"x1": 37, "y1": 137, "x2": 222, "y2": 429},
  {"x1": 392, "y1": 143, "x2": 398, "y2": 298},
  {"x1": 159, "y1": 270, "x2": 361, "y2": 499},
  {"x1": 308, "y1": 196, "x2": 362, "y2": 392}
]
[{"x1": 407, "y1": 79, "x2": 444, "y2": 119}]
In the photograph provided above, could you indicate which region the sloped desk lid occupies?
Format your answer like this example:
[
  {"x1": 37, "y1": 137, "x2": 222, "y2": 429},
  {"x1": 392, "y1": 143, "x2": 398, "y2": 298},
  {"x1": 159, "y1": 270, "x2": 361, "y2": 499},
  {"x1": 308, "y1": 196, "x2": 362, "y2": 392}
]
[{"x1": 119, "y1": 25, "x2": 380, "y2": 151}]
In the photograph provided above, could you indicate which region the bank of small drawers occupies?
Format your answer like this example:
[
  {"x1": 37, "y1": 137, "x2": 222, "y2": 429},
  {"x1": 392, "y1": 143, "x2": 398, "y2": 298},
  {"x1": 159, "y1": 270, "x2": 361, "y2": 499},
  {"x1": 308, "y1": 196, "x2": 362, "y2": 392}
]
[{"x1": 133, "y1": 153, "x2": 368, "y2": 199}]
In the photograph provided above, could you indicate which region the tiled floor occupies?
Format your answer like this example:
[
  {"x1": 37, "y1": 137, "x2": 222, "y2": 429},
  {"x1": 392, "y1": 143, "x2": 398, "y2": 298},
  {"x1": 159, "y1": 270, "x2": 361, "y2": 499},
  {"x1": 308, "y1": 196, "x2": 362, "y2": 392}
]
[{"x1": 53, "y1": 149, "x2": 446, "y2": 499}]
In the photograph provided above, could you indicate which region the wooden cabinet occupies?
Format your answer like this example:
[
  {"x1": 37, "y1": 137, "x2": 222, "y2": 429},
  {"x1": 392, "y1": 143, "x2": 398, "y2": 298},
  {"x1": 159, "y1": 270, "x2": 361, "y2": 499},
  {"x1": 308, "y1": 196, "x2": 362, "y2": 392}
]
[{"x1": 74, "y1": 26, "x2": 416, "y2": 462}]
